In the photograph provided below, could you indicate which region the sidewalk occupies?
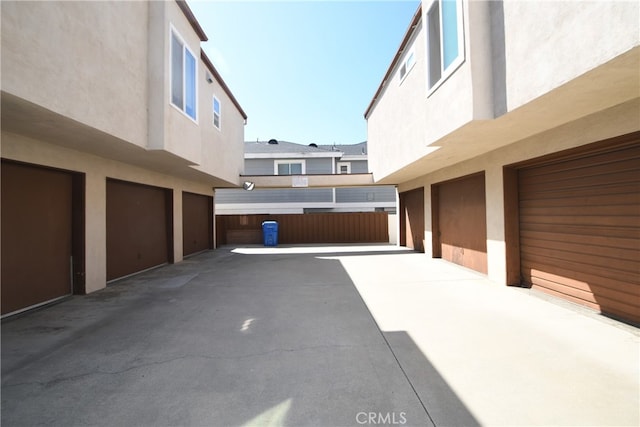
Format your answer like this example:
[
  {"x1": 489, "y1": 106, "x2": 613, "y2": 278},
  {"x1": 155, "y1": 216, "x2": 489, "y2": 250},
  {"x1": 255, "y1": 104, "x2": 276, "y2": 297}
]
[
  {"x1": 2, "y1": 245, "x2": 638, "y2": 426},
  {"x1": 335, "y1": 249, "x2": 639, "y2": 426}
]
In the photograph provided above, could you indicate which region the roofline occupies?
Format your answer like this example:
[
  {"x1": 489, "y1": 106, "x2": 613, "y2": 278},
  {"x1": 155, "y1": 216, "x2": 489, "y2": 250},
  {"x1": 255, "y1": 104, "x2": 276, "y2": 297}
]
[
  {"x1": 176, "y1": 0, "x2": 208, "y2": 42},
  {"x1": 201, "y1": 50, "x2": 248, "y2": 120},
  {"x1": 340, "y1": 155, "x2": 367, "y2": 161},
  {"x1": 245, "y1": 152, "x2": 344, "y2": 159},
  {"x1": 364, "y1": 4, "x2": 422, "y2": 119}
]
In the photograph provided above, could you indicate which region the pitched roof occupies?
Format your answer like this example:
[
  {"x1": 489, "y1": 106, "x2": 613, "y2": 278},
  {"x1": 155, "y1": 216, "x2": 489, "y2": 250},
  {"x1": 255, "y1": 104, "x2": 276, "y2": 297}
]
[
  {"x1": 318, "y1": 141, "x2": 367, "y2": 156},
  {"x1": 244, "y1": 140, "x2": 368, "y2": 157},
  {"x1": 245, "y1": 140, "x2": 330, "y2": 154}
]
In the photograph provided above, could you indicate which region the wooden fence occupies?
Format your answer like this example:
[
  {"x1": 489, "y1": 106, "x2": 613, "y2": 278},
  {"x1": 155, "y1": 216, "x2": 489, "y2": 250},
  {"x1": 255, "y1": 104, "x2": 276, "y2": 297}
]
[{"x1": 216, "y1": 212, "x2": 389, "y2": 245}]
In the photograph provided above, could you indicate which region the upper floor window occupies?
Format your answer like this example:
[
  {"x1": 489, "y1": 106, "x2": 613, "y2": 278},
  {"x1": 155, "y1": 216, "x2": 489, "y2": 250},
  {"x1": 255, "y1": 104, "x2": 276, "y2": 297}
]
[
  {"x1": 399, "y1": 50, "x2": 416, "y2": 82},
  {"x1": 275, "y1": 160, "x2": 305, "y2": 175},
  {"x1": 171, "y1": 27, "x2": 197, "y2": 121},
  {"x1": 213, "y1": 96, "x2": 221, "y2": 130},
  {"x1": 426, "y1": 0, "x2": 464, "y2": 90},
  {"x1": 337, "y1": 162, "x2": 351, "y2": 174}
]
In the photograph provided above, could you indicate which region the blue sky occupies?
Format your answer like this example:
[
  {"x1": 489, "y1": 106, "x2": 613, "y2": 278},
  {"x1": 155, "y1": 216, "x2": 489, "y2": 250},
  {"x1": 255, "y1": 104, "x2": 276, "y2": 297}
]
[{"x1": 188, "y1": 0, "x2": 420, "y2": 145}]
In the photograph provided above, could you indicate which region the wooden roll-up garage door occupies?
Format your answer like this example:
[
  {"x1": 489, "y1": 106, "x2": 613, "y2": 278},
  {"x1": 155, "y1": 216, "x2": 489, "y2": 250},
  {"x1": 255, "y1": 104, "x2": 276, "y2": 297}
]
[
  {"x1": 2, "y1": 161, "x2": 74, "y2": 315},
  {"x1": 518, "y1": 137, "x2": 640, "y2": 323},
  {"x1": 400, "y1": 188, "x2": 425, "y2": 252},
  {"x1": 106, "y1": 179, "x2": 173, "y2": 281},
  {"x1": 182, "y1": 192, "x2": 213, "y2": 256},
  {"x1": 433, "y1": 173, "x2": 487, "y2": 274}
]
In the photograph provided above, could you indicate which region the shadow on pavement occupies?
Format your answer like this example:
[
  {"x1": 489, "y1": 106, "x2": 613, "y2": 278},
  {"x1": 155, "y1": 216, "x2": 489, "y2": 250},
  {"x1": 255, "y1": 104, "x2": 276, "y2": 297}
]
[{"x1": 2, "y1": 246, "x2": 479, "y2": 426}]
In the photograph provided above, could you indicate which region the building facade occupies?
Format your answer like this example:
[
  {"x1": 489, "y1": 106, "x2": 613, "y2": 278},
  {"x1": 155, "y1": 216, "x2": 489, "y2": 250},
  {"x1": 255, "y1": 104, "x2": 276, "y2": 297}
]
[
  {"x1": 1, "y1": 0, "x2": 247, "y2": 316},
  {"x1": 365, "y1": 1, "x2": 639, "y2": 323},
  {"x1": 215, "y1": 140, "x2": 396, "y2": 214}
]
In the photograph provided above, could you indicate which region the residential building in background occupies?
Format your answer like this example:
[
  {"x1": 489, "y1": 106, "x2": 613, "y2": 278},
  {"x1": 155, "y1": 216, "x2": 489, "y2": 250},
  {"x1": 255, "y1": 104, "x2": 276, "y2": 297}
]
[
  {"x1": 215, "y1": 140, "x2": 396, "y2": 215},
  {"x1": 365, "y1": 0, "x2": 639, "y2": 324},
  {"x1": 1, "y1": 0, "x2": 246, "y2": 316}
]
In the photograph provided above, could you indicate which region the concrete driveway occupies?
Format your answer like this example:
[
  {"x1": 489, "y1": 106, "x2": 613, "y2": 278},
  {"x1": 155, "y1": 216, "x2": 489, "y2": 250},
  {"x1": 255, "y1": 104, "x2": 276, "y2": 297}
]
[{"x1": 2, "y1": 245, "x2": 638, "y2": 426}]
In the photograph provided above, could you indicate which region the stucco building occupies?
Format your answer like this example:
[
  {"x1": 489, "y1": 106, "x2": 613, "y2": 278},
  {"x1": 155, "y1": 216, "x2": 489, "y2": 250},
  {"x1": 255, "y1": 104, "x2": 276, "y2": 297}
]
[
  {"x1": 365, "y1": 0, "x2": 639, "y2": 324},
  {"x1": 1, "y1": 1, "x2": 247, "y2": 316}
]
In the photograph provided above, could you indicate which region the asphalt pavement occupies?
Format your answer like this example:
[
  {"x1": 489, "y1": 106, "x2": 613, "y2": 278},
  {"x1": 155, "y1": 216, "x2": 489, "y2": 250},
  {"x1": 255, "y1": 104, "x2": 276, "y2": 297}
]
[{"x1": 2, "y1": 245, "x2": 638, "y2": 426}]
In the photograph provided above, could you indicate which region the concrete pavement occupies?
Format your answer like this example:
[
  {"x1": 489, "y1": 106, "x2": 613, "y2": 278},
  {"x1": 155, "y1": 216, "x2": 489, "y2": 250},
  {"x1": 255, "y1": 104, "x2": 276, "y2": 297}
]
[{"x1": 2, "y1": 245, "x2": 638, "y2": 426}]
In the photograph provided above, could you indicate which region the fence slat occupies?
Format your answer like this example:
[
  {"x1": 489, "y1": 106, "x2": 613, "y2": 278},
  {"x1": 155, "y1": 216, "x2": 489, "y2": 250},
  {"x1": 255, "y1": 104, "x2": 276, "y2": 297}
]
[{"x1": 218, "y1": 212, "x2": 389, "y2": 245}]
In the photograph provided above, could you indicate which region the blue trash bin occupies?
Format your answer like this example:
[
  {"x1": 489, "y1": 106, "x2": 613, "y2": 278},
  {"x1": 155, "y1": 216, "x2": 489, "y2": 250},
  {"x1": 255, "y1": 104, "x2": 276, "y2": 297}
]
[{"x1": 261, "y1": 221, "x2": 278, "y2": 246}]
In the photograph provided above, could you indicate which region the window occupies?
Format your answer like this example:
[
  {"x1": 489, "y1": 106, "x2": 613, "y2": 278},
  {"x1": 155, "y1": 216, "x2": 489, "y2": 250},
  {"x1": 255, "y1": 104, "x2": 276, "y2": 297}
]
[
  {"x1": 171, "y1": 27, "x2": 197, "y2": 121},
  {"x1": 426, "y1": 0, "x2": 464, "y2": 90},
  {"x1": 213, "y1": 96, "x2": 221, "y2": 130},
  {"x1": 337, "y1": 162, "x2": 351, "y2": 174},
  {"x1": 399, "y1": 50, "x2": 416, "y2": 82},
  {"x1": 275, "y1": 160, "x2": 305, "y2": 175}
]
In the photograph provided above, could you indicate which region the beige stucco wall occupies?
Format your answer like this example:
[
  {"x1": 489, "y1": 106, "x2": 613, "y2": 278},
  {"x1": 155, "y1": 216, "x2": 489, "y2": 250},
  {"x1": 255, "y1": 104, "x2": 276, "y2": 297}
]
[
  {"x1": 2, "y1": 1, "x2": 244, "y2": 182},
  {"x1": 398, "y1": 99, "x2": 639, "y2": 285},
  {"x1": 1, "y1": 1, "x2": 149, "y2": 148},
  {"x1": 367, "y1": 23, "x2": 427, "y2": 182},
  {"x1": 196, "y1": 61, "x2": 245, "y2": 186},
  {"x1": 2, "y1": 131, "x2": 216, "y2": 293},
  {"x1": 158, "y1": 1, "x2": 204, "y2": 165},
  {"x1": 388, "y1": 214, "x2": 398, "y2": 245},
  {"x1": 367, "y1": 1, "x2": 639, "y2": 185},
  {"x1": 503, "y1": 0, "x2": 640, "y2": 111},
  {"x1": 368, "y1": 1, "x2": 495, "y2": 181}
]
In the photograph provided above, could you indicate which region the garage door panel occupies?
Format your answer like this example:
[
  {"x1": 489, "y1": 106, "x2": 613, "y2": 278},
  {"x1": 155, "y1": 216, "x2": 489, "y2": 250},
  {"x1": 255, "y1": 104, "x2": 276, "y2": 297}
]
[
  {"x1": 525, "y1": 268, "x2": 640, "y2": 300},
  {"x1": 107, "y1": 180, "x2": 171, "y2": 281},
  {"x1": 522, "y1": 265, "x2": 640, "y2": 297},
  {"x1": 520, "y1": 203, "x2": 639, "y2": 218},
  {"x1": 519, "y1": 154, "x2": 639, "y2": 182},
  {"x1": 519, "y1": 212, "x2": 639, "y2": 228},
  {"x1": 530, "y1": 276, "x2": 628, "y2": 307},
  {"x1": 522, "y1": 244, "x2": 640, "y2": 280},
  {"x1": 520, "y1": 192, "x2": 637, "y2": 208},
  {"x1": 517, "y1": 145, "x2": 640, "y2": 177},
  {"x1": 519, "y1": 169, "x2": 640, "y2": 194},
  {"x1": 532, "y1": 284, "x2": 639, "y2": 321},
  {"x1": 182, "y1": 192, "x2": 212, "y2": 256},
  {"x1": 522, "y1": 256, "x2": 640, "y2": 295},
  {"x1": 436, "y1": 173, "x2": 487, "y2": 274},
  {"x1": 1, "y1": 162, "x2": 73, "y2": 314},
  {"x1": 521, "y1": 234, "x2": 639, "y2": 261},
  {"x1": 521, "y1": 262, "x2": 632, "y2": 295},
  {"x1": 518, "y1": 137, "x2": 640, "y2": 323},
  {"x1": 520, "y1": 222, "x2": 640, "y2": 240},
  {"x1": 519, "y1": 182, "x2": 639, "y2": 202}
]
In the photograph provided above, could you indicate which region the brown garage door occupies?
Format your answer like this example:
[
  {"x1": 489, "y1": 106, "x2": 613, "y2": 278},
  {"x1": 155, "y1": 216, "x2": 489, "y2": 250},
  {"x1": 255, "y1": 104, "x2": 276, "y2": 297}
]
[
  {"x1": 518, "y1": 136, "x2": 640, "y2": 323},
  {"x1": 400, "y1": 188, "x2": 425, "y2": 252},
  {"x1": 2, "y1": 161, "x2": 73, "y2": 314},
  {"x1": 182, "y1": 192, "x2": 213, "y2": 256},
  {"x1": 433, "y1": 173, "x2": 487, "y2": 274},
  {"x1": 106, "y1": 179, "x2": 172, "y2": 281}
]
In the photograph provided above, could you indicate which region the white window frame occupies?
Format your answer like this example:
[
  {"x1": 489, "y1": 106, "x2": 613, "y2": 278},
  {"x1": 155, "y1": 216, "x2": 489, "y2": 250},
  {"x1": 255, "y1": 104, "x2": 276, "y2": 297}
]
[
  {"x1": 425, "y1": 0, "x2": 465, "y2": 96},
  {"x1": 274, "y1": 160, "x2": 306, "y2": 175},
  {"x1": 170, "y1": 25, "x2": 198, "y2": 123},
  {"x1": 337, "y1": 162, "x2": 351, "y2": 174},
  {"x1": 213, "y1": 95, "x2": 221, "y2": 130},
  {"x1": 398, "y1": 49, "x2": 416, "y2": 83}
]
